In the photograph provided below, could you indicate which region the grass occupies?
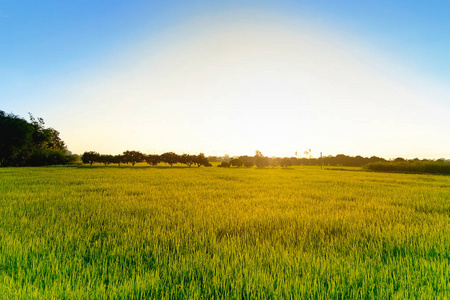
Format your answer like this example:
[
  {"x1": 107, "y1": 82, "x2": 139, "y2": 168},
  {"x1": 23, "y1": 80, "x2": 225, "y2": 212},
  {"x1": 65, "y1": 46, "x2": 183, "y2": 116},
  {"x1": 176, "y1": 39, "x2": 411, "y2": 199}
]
[{"x1": 0, "y1": 165, "x2": 449, "y2": 299}]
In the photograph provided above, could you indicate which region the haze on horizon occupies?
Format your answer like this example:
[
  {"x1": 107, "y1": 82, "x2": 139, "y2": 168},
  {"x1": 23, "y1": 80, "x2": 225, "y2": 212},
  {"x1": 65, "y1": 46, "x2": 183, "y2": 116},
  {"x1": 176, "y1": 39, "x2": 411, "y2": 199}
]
[{"x1": 1, "y1": 1, "x2": 449, "y2": 160}]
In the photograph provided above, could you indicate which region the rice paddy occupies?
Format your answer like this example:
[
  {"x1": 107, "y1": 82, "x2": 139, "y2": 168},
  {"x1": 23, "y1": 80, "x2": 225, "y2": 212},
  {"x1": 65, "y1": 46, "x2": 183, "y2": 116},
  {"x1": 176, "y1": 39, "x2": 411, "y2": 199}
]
[{"x1": 0, "y1": 165, "x2": 449, "y2": 299}]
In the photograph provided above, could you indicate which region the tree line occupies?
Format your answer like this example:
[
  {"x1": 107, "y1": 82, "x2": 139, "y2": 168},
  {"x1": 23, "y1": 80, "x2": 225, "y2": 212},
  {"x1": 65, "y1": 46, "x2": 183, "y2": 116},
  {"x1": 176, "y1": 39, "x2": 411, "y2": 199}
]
[
  {"x1": 210, "y1": 152, "x2": 388, "y2": 168},
  {"x1": 81, "y1": 151, "x2": 212, "y2": 167},
  {"x1": 3, "y1": 110, "x2": 445, "y2": 171},
  {"x1": 364, "y1": 160, "x2": 450, "y2": 174}
]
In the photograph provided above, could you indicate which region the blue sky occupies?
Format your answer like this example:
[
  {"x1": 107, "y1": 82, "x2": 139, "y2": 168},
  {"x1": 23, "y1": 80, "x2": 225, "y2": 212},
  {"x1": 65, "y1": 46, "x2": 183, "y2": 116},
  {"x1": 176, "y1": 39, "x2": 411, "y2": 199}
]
[{"x1": 1, "y1": 1, "x2": 449, "y2": 158}]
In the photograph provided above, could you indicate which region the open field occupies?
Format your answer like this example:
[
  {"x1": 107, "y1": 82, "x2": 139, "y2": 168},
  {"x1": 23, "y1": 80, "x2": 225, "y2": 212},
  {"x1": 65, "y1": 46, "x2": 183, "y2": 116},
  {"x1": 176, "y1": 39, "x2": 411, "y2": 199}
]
[{"x1": 1, "y1": 165, "x2": 449, "y2": 299}]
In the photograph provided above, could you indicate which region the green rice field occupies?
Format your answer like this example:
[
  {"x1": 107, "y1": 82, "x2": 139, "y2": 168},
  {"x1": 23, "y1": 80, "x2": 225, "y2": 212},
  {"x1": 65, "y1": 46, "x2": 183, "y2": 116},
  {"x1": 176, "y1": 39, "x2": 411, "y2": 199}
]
[{"x1": 1, "y1": 165, "x2": 449, "y2": 299}]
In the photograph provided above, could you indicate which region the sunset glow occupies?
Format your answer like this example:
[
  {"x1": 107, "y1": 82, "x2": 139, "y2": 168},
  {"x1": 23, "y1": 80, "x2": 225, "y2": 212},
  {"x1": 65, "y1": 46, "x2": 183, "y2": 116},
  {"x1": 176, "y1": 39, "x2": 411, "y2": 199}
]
[{"x1": 2, "y1": 2, "x2": 449, "y2": 159}]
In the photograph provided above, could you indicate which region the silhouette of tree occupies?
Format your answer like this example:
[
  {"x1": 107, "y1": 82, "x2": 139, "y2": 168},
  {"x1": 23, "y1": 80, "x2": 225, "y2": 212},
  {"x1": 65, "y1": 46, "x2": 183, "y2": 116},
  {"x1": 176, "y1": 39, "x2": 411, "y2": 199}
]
[
  {"x1": 123, "y1": 150, "x2": 144, "y2": 166},
  {"x1": 194, "y1": 153, "x2": 210, "y2": 167},
  {"x1": 218, "y1": 161, "x2": 230, "y2": 168},
  {"x1": 280, "y1": 157, "x2": 293, "y2": 168},
  {"x1": 161, "y1": 152, "x2": 179, "y2": 167},
  {"x1": 113, "y1": 154, "x2": 125, "y2": 166},
  {"x1": 81, "y1": 151, "x2": 100, "y2": 166},
  {"x1": 180, "y1": 154, "x2": 195, "y2": 167},
  {"x1": 144, "y1": 154, "x2": 161, "y2": 166},
  {"x1": 230, "y1": 158, "x2": 243, "y2": 167},
  {"x1": 244, "y1": 161, "x2": 254, "y2": 168},
  {"x1": 254, "y1": 150, "x2": 268, "y2": 168}
]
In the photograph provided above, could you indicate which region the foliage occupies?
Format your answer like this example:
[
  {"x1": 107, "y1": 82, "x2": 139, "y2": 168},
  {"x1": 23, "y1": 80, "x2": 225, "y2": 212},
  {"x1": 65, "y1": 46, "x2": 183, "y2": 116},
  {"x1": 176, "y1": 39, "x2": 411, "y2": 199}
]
[
  {"x1": 123, "y1": 151, "x2": 145, "y2": 166},
  {"x1": 364, "y1": 160, "x2": 450, "y2": 174},
  {"x1": 160, "y1": 152, "x2": 179, "y2": 167},
  {"x1": 180, "y1": 154, "x2": 195, "y2": 167},
  {"x1": 280, "y1": 157, "x2": 293, "y2": 168},
  {"x1": 0, "y1": 110, "x2": 73, "y2": 166},
  {"x1": 217, "y1": 161, "x2": 230, "y2": 168},
  {"x1": 81, "y1": 151, "x2": 100, "y2": 166},
  {"x1": 1, "y1": 166, "x2": 449, "y2": 298},
  {"x1": 194, "y1": 153, "x2": 210, "y2": 167},
  {"x1": 243, "y1": 161, "x2": 254, "y2": 168},
  {"x1": 254, "y1": 150, "x2": 269, "y2": 168},
  {"x1": 230, "y1": 158, "x2": 243, "y2": 167},
  {"x1": 144, "y1": 154, "x2": 161, "y2": 166}
]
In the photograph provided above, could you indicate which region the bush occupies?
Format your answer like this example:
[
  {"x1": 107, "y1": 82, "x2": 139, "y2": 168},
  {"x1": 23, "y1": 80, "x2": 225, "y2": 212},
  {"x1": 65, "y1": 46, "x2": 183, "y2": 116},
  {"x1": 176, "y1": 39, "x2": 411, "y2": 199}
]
[
  {"x1": 218, "y1": 162, "x2": 230, "y2": 168},
  {"x1": 364, "y1": 160, "x2": 450, "y2": 174},
  {"x1": 26, "y1": 149, "x2": 76, "y2": 166}
]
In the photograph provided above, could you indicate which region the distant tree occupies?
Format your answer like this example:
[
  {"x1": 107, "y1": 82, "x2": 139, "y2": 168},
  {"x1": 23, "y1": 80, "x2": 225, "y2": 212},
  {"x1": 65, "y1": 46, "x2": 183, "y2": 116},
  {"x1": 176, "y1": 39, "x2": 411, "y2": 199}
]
[
  {"x1": 161, "y1": 152, "x2": 179, "y2": 167},
  {"x1": 112, "y1": 154, "x2": 125, "y2": 166},
  {"x1": 123, "y1": 150, "x2": 144, "y2": 166},
  {"x1": 254, "y1": 150, "x2": 268, "y2": 168},
  {"x1": 243, "y1": 161, "x2": 254, "y2": 168},
  {"x1": 280, "y1": 157, "x2": 293, "y2": 168},
  {"x1": 81, "y1": 151, "x2": 100, "y2": 166},
  {"x1": 194, "y1": 153, "x2": 210, "y2": 167},
  {"x1": 180, "y1": 154, "x2": 195, "y2": 167},
  {"x1": 218, "y1": 161, "x2": 230, "y2": 168},
  {"x1": 238, "y1": 156, "x2": 254, "y2": 166},
  {"x1": 99, "y1": 154, "x2": 114, "y2": 166},
  {"x1": 268, "y1": 157, "x2": 280, "y2": 168},
  {"x1": 144, "y1": 154, "x2": 161, "y2": 166},
  {"x1": 230, "y1": 158, "x2": 243, "y2": 167}
]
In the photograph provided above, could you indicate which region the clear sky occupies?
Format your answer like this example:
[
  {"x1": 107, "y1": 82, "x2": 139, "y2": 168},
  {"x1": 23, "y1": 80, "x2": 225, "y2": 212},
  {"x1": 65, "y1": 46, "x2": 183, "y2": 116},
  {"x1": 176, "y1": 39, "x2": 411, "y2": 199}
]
[{"x1": 1, "y1": 0, "x2": 449, "y2": 159}]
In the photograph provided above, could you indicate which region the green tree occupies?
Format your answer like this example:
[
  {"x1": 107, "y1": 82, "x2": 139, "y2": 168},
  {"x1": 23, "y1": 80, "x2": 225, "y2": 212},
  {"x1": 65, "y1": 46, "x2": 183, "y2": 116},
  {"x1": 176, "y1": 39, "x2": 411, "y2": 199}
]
[
  {"x1": 0, "y1": 111, "x2": 34, "y2": 166},
  {"x1": 0, "y1": 111, "x2": 71, "y2": 166}
]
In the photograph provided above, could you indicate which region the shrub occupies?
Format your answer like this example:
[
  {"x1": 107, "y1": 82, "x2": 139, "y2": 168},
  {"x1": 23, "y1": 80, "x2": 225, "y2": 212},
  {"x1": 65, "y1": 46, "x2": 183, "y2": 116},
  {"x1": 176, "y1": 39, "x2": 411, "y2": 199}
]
[{"x1": 364, "y1": 160, "x2": 450, "y2": 174}]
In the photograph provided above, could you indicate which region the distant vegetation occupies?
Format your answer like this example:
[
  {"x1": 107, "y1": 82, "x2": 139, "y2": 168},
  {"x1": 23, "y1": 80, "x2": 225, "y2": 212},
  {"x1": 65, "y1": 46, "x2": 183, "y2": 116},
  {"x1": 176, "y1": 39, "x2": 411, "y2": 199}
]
[
  {"x1": 365, "y1": 159, "x2": 450, "y2": 174},
  {"x1": 81, "y1": 151, "x2": 212, "y2": 167},
  {"x1": 209, "y1": 153, "x2": 388, "y2": 168},
  {"x1": 2, "y1": 110, "x2": 447, "y2": 173}
]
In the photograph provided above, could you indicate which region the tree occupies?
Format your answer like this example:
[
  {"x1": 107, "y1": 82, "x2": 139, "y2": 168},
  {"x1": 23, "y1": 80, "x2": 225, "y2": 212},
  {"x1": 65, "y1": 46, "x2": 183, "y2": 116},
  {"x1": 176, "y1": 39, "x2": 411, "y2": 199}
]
[
  {"x1": 161, "y1": 152, "x2": 179, "y2": 167},
  {"x1": 280, "y1": 157, "x2": 293, "y2": 168},
  {"x1": 81, "y1": 151, "x2": 100, "y2": 166},
  {"x1": 0, "y1": 111, "x2": 34, "y2": 166},
  {"x1": 0, "y1": 111, "x2": 73, "y2": 167},
  {"x1": 112, "y1": 154, "x2": 125, "y2": 166},
  {"x1": 123, "y1": 150, "x2": 144, "y2": 166},
  {"x1": 28, "y1": 113, "x2": 66, "y2": 151},
  {"x1": 194, "y1": 153, "x2": 209, "y2": 167},
  {"x1": 243, "y1": 161, "x2": 254, "y2": 168},
  {"x1": 230, "y1": 158, "x2": 243, "y2": 167},
  {"x1": 144, "y1": 154, "x2": 161, "y2": 166},
  {"x1": 254, "y1": 150, "x2": 268, "y2": 168},
  {"x1": 99, "y1": 154, "x2": 114, "y2": 166},
  {"x1": 180, "y1": 154, "x2": 195, "y2": 167}
]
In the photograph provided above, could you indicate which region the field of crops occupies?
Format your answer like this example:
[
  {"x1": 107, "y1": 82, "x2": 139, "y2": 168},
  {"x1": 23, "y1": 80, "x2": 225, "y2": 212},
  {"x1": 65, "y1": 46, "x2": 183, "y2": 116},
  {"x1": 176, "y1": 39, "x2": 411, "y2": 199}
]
[{"x1": 1, "y1": 165, "x2": 449, "y2": 299}]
